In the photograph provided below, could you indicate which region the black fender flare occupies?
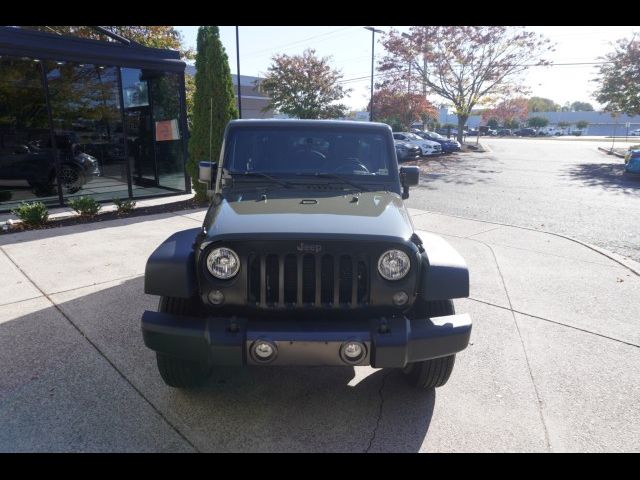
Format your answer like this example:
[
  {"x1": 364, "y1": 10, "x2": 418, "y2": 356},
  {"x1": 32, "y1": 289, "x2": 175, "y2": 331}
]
[
  {"x1": 415, "y1": 230, "x2": 469, "y2": 300},
  {"x1": 144, "y1": 227, "x2": 201, "y2": 298}
]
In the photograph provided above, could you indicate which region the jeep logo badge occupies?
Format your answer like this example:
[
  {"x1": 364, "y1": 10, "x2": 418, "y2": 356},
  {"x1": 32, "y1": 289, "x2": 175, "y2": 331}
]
[{"x1": 297, "y1": 242, "x2": 322, "y2": 253}]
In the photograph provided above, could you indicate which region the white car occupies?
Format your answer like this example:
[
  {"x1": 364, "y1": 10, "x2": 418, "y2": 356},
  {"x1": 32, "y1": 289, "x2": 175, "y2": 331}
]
[
  {"x1": 393, "y1": 132, "x2": 442, "y2": 156},
  {"x1": 630, "y1": 129, "x2": 640, "y2": 136}
]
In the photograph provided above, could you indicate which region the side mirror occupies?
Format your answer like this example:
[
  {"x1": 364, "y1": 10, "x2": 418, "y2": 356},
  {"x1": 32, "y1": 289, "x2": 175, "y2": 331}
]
[
  {"x1": 400, "y1": 165, "x2": 419, "y2": 199},
  {"x1": 198, "y1": 160, "x2": 217, "y2": 185}
]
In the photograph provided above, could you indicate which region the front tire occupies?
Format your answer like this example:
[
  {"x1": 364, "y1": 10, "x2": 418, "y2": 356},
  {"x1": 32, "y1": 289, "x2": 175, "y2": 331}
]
[
  {"x1": 403, "y1": 299, "x2": 457, "y2": 389},
  {"x1": 155, "y1": 296, "x2": 211, "y2": 388}
]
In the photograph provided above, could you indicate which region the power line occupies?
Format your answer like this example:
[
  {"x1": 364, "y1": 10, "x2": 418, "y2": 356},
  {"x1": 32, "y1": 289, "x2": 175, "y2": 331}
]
[
  {"x1": 241, "y1": 27, "x2": 356, "y2": 59},
  {"x1": 337, "y1": 60, "x2": 616, "y2": 85}
]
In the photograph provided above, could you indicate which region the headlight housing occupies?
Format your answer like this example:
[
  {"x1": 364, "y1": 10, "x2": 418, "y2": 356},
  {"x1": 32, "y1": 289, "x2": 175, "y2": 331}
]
[
  {"x1": 206, "y1": 247, "x2": 240, "y2": 279},
  {"x1": 377, "y1": 249, "x2": 410, "y2": 281}
]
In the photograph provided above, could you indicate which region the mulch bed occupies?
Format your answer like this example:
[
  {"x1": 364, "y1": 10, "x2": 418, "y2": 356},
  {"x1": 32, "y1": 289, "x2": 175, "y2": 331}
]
[{"x1": 2, "y1": 197, "x2": 209, "y2": 235}]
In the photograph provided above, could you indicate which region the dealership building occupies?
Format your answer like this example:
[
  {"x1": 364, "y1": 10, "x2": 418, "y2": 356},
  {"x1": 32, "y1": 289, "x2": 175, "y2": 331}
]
[{"x1": 0, "y1": 26, "x2": 190, "y2": 213}]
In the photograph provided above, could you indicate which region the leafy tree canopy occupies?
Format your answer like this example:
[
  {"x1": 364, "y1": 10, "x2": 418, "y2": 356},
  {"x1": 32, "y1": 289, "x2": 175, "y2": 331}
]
[
  {"x1": 259, "y1": 49, "x2": 350, "y2": 119},
  {"x1": 378, "y1": 26, "x2": 552, "y2": 142},
  {"x1": 594, "y1": 36, "x2": 640, "y2": 115}
]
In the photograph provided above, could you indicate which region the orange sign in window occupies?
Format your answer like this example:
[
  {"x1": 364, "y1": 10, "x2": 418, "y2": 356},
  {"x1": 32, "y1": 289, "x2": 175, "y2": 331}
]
[{"x1": 155, "y1": 119, "x2": 180, "y2": 141}]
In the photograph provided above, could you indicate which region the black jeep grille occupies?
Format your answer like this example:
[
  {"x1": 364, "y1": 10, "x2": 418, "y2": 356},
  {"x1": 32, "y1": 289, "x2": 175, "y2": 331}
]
[{"x1": 248, "y1": 252, "x2": 369, "y2": 308}]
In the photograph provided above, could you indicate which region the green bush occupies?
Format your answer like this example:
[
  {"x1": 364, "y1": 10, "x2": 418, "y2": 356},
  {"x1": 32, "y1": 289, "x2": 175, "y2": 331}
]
[
  {"x1": 11, "y1": 201, "x2": 49, "y2": 227},
  {"x1": 0, "y1": 190, "x2": 13, "y2": 202},
  {"x1": 113, "y1": 197, "x2": 136, "y2": 214},
  {"x1": 68, "y1": 196, "x2": 102, "y2": 217}
]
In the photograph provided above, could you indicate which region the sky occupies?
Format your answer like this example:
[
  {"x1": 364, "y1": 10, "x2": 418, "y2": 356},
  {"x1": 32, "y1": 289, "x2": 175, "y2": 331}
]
[{"x1": 174, "y1": 26, "x2": 638, "y2": 112}]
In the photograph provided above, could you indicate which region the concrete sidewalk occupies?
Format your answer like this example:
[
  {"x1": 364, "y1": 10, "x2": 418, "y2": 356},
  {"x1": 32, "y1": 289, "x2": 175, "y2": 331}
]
[{"x1": 0, "y1": 207, "x2": 638, "y2": 452}]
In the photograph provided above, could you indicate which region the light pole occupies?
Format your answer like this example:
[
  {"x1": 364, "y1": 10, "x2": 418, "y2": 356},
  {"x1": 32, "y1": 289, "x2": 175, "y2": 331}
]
[
  {"x1": 364, "y1": 26, "x2": 383, "y2": 122},
  {"x1": 236, "y1": 26, "x2": 242, "y2": 119}
]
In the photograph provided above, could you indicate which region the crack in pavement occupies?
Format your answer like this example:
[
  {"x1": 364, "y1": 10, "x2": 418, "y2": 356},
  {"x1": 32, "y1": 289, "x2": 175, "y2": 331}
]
[
  {"x1": 364, "y1": 370, "x2": 390, "y2": 453},
  {"x1": 467, "y1": 297, "x2": 640, "y2": 349},
  {"x1": 0, "y1": 246, "x2": 200, "y2": 453}
]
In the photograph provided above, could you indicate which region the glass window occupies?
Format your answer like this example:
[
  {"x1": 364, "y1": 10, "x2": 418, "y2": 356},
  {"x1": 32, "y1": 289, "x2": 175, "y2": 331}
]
[
  {"x1": 121, "y1": 68, "x2": 185, "y2": 197},
  {"x1": 225, "y1": 127, "x2": 392, "y2": 177},
  {"x1": 45, "y1": 61, "x2": 129, "y2": 202},
  {"x1": 0, "y1": 56, "x2": 60, "y2": 210}
]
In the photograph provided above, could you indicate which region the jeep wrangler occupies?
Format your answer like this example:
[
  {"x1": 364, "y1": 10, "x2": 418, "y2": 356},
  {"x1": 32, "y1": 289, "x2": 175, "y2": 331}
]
[{"x1": 142, "y1": 120, "x2": 472, "y2": 389}]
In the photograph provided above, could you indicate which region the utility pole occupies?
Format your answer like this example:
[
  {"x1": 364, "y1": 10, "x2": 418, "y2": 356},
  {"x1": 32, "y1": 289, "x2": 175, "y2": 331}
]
[{"x1": 364, "y1": 27, "x2": 383, "y2": 122}]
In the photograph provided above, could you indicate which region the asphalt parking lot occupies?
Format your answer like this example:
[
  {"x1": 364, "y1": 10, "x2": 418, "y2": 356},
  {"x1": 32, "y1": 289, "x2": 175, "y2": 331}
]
[
  {"x1": 407, "y1": 137, "x2": 640, "y2": 262},
  {"x1": 1, "y1": 207, "x2": 638, "y2": 452}
]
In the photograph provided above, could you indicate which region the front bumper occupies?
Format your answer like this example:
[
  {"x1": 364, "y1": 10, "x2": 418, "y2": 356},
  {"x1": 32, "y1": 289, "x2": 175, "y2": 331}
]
[{"x1": 141, "y1": 311, "x2": 472, "y2": 368}]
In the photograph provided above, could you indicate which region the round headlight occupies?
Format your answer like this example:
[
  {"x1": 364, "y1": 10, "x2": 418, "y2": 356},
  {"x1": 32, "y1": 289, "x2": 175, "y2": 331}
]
[
  {"x1": 378, "y1": 249, "x2": 410, "y2": 281},
  {"x1": 206, "y1": 247, "x2": 240, "y2": 279}
]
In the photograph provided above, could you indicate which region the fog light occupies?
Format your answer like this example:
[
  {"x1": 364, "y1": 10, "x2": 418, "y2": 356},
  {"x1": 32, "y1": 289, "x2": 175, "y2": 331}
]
[
  {"x1": 252, "y1": 340, "x2": 277, "y2": 363},
  {"x1": 392, "y1": 291, "x2": 409, "y2": 306},
  {"x1": 208, "y1": 289, "x2": 225, "y2": 305},
  {"x1": 340, "y1": 341, "x2": 366, "y2": 364}
]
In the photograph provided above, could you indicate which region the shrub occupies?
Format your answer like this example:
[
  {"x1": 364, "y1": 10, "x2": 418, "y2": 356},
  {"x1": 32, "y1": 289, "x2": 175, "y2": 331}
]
[
  {"x1": 68, "y1": 196, "x2": 101, "y2": 217},
  {"x1": 11, "y1": 201, "x2": 49, "y2": 227},
  {"x1": 0, "y1": 190, "x2": 13, "y2": 202},
  {"x1": 113, "y1": 197, "x2": 136, "y2": 215}
]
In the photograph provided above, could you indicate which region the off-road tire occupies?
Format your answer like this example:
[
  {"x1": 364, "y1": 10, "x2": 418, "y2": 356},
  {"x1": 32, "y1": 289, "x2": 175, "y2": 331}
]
[
  {"x1": 403, "y1": 299, "x2": 457, "y2": 389},
  {"x1": 155, "y1": 296, "x2": 210, "y2": 388}
]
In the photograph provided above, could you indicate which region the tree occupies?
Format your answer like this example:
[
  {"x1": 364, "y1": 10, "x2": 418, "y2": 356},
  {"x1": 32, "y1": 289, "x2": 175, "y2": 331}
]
[
  {"x1": 487, "y1": 118, "x2": 500, "y2": 129},
  {"x1": 188, "y1": 26, "x2": 238, "y2": 201},
  {"x1": 570, "y1": 101, "x2": 594, "y2": 111},
  {"x1": 368, "y1": 87, "x2": 437, "y2": 130},
  {"x1": 594, "y1": 36, "x2": 640, "y2": 115},
  {"x1": 21, "y1": 26, "x2": 194, "y2": 60},
  {"x1": 258, "y1": 49, "x2": 349, "y2": 119},
  {"x1": 558, "y1": 120, "x2": 571, "y2": 132},
  {"x1": 527, "y1": 116, "x2": 549, "y2": 128},
  {"x1": 528, "y1": 96, "x2": 560, "y2": 112},
  {"x1": 481, "y1": 97, "x2": 529, "y2": 127},
  {"x1": 576, "y1": 120, "x2": 589, "y2": 130},
  {"x1": 378, "y1": 26, "x2": 551, "y2": 142}
]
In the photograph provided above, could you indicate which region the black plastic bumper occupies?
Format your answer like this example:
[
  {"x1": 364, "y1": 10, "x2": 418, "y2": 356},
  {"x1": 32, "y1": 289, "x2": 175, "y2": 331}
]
[{"x1": 141, "y1": 311, "x2": 472, "y2": 368}]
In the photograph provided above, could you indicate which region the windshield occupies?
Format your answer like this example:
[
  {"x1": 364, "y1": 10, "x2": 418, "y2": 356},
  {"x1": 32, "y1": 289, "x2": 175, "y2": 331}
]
[
  {"x1": 404, "y1": 133, "x2": 422, "y2": 140},
  {"x1": 224, "y1": 127, "x2": 393, "y2": 177},
  {"x1": 426, "y1": 131, "x2": 444, "y2": 140}
]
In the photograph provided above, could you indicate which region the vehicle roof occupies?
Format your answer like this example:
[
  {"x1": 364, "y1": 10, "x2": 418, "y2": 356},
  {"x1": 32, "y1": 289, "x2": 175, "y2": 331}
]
[{"x1": 227, "y1": 119, "x2": 392, "y2": 131}]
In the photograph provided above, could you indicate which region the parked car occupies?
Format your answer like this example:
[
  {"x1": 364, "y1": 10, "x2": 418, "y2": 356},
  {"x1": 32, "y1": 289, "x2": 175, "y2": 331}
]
[
  {"x1": 624, "y1": 149, "x2": 640, "y2": 175},
  {"x1": 414, "y1": 130, "x2": 461, "y2": 153},
  {"x1": 394, "y1": 139, "x2": 421, "y2": 162},
  {"x1": 393, "y1": 132, "x2": 442, "y2": 156},
  {"x1": 537, "y1": 127, "x2": 564, "y2": 136},
  {"x1": 0, "y1": 133, "x2": 101, "y2": 195},
  {"x1": 466, "y1": 129, "x2": 479, "y2": 136},
  {"x1": 141, "y1": 119, "x2": 472, "y2": 390},
  {"x1": 497, "y1": 129, "x2": 513, "y2": 136},
  {"x1": 513, "y1": 128, "x2": 537, "y2": 137},
  {"x1": 630, "y1": 129, "x2": 640, "y2": 136}
]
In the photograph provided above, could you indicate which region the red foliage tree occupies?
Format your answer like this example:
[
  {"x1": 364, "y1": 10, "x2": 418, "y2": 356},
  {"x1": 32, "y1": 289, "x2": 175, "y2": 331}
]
[
  {"x1": 369, "y1": 87, "x2": 437, "y2": 129},
  {"x1": 378, "y1": 26, "x2": 552, "y2": 142},
  {"x1": 481, "y1": 98, "x2": 529, "y2": 128}
]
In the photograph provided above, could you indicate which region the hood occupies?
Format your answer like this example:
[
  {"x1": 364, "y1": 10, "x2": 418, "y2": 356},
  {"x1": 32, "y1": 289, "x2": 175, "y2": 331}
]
[{"x1": 202, "y1": 190, "x2": 414, "y2": 242}]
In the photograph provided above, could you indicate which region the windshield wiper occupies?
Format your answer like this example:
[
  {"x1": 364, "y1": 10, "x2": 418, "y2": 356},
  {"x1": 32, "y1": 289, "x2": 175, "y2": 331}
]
[
  {"x1": 231, "y1": 172, "x2": 295, "y2": 189},
  {"x1": 296, "y1": 173, "x2": 371, "y2": 192}
]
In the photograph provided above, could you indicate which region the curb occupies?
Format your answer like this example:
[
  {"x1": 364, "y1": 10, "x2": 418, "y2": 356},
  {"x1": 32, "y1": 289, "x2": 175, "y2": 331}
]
[
  {"x1": 597, "y1": 146, "x2": 626, "y2": 158},
  {"x1": 413, "y1": 209, "x2": 640, "y2": 277}
]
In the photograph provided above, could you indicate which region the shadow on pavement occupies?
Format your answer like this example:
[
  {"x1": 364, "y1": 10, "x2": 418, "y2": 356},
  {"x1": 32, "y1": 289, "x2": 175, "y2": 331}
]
[
  {"x1": 563, "y1": 162, "x2": 640, "y2": 193},
  {"x1": 0, "y1": 209, "x2": 204, "y2": 246},
  {"x1": 0, "y1": 276, "x2": 435, "y2": 452},
  {"x1": 413, "y1": 154, "x2": 499, "y2": 190}
]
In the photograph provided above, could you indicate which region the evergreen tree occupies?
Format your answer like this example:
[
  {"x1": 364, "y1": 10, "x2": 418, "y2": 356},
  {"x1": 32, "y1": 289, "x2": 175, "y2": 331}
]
[{"x1": 188, "y1": 26, "x2": 238, "y2": 200}]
